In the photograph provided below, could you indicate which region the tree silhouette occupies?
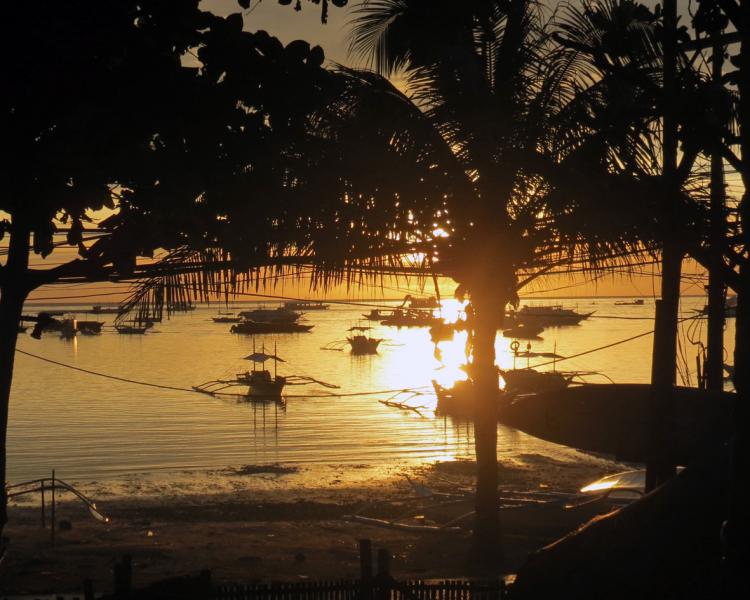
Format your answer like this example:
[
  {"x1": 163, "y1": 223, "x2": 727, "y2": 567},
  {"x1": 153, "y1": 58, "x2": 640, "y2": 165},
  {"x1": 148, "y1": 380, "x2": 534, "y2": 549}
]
[{"x1": 0, "y1": 0, "x2": 336, "y2": 545}]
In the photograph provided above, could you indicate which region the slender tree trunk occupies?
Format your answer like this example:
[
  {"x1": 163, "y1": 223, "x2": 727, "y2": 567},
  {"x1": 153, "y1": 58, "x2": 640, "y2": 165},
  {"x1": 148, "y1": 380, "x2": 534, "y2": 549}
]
[
  {"x1": 0, "y1": 225, "x2": 30, "y2": 542},
  {"x1": 470, "y1": 287, "x2": 503, "y2": 562},
  {"x1": 646, "y1": 0, "x2": 679, "y2": 492}
]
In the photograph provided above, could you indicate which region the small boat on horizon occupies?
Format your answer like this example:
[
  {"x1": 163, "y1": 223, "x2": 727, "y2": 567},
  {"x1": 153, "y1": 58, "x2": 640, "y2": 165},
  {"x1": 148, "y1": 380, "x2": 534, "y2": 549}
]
[
  {"x1": 283, "y1": 301, "x2": 329, "y2": 311},
  {"x1": 90, "y1": 305, "x2": 122, "y2": 315},
  {"x1": 115, "y1": 324, "x2": 148, "y2": 335},
  {"x1": 614, "y1": 299, "x2": 645, "y2": 306}
]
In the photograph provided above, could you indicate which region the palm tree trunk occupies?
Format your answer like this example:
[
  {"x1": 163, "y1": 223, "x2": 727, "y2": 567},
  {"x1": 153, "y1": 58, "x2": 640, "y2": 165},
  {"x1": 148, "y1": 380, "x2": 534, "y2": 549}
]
[
  {"x1": 470, "y1": 286, "x2": 504, "y2": 563},
  {"x1": 0, "y1": 225, "x2": 30, "y2": 541}
]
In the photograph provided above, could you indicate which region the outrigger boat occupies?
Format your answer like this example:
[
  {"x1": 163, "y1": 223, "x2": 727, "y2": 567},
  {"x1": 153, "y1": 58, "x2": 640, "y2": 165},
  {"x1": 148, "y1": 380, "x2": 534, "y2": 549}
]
[
  {"x1": 347, "y1": 326, "x2": 383, "y2": 354},
  {"x1": 193, "y1": 344, "x2": 339, "y2": 401},
  {"x1": 237, "y1": 348, "x2": 286, "y2": 399},
  {"x1": 230, "y1": 321, "x2": 313, "y2": 334}
]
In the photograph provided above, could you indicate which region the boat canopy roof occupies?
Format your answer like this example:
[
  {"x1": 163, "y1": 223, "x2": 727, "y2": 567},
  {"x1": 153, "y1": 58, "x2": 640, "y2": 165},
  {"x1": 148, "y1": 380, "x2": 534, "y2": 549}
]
[{"x1": 244, "y1": 352, "x2": 285, "y2": 363}]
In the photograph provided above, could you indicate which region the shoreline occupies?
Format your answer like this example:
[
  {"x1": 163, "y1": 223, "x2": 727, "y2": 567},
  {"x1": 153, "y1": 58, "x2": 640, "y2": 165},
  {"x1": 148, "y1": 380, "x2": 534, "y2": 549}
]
[{"x1": 2, "y1": 456, "x2": 628, "y2": 595}]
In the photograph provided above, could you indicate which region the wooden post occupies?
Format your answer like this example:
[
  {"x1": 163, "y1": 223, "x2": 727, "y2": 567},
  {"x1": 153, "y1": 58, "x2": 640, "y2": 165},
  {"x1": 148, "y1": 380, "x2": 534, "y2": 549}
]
[
  {"x1": 40, "y1": 479, "x2": 46, "y2": 528},
  {"x1": 376, "y1": 548, "x2": 391, "y2": 600},
  {"x1": 83, "y1": 578, "x2": 94, "y2": 600},
  {"x1": 706, "y1": 28, "x2": 727, "y2": 392},
  {"x1": 51, "y1": 469, "x2": 56, "y2": 545},
  {"x1": 359, "y1": 539, "x2": 373, "y2": 581}
]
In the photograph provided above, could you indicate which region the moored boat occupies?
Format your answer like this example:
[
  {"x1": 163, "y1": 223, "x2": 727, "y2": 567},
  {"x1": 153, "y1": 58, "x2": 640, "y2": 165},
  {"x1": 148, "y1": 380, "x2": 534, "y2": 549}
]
[
  {"x1": 380, "y1": 309, "x2": 440, "y2": 328},
  {"x1": 230, "y1": 321, "x2": 313, "y2": 334},
  {"x1": 237, "y1": 350, "x2": 286, "y2": 399},
  {"x1": 511, "y1": 305, "x2": 594, "y2": 326},
  {"x1": 91, "y1": 305, "x2": 122, "y2": 315},
  {"x1": 614, "y1": 299, "x2": 645, "y2": 306},
  {"x1": 347, "y1": 326, "x2": 383, "y2": 354},
  {"x1": 238, "y1": 307, "x2": 300, "y2": 323},
  {"x1": 77, "y1": 320, "x2": 104, "y2": 335}
]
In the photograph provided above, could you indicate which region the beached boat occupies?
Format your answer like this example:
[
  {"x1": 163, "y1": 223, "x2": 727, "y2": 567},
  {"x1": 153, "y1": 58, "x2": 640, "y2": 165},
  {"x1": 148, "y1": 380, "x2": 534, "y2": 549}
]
[
  {"x1": 283, "y1": 301, "x2": 329, "y2": 311},
  {"x1": 500, "y1": 383, "x2": 736, "y2": 463},
  {"x1": 614, "y1": 299, "x2": 645, "y2": 306},
  {"x1": 347, "y1": 326, "x2": 383, "y2": 354},
  {"x1": 238, "y1": 307, "x2": 300, "y2": 323},
  {"x1": 230, "y1": 321, "x2": 313, "y2": 334},
  {"x1": 511, "y1": 305, "x2": 594, "y2": 326}
]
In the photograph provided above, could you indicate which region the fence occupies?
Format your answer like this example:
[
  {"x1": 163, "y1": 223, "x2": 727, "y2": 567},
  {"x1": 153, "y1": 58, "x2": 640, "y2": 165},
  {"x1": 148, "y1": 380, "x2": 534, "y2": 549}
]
[{"x1": 213, "y1": 580, "x2": 507, "y2": 600}]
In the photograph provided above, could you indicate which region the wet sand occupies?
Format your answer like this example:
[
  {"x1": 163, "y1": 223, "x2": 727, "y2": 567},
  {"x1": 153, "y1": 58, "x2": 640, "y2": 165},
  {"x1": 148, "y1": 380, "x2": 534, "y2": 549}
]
[{"x1": 1, "y1": 456, "x2": 628, "y2": 595}]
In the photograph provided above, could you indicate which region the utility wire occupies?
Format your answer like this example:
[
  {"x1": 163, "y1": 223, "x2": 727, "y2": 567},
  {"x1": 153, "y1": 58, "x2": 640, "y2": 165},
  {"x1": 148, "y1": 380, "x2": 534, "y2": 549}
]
[{"x1": 14, "y1": 347, "x2": 429, "y2": 399}]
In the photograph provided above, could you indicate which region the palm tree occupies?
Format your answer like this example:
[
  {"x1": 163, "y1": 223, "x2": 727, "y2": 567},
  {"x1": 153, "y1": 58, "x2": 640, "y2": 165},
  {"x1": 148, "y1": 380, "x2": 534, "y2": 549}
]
[{"x1": 342, "y1": 0, "x2": 677, "y2": 558}]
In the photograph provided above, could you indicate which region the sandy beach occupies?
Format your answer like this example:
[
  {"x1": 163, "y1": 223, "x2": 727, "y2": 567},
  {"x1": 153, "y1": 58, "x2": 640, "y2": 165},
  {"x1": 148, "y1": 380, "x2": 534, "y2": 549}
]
[{"x1": 1, "y1": 455, "x2": 627, "y2": 595}]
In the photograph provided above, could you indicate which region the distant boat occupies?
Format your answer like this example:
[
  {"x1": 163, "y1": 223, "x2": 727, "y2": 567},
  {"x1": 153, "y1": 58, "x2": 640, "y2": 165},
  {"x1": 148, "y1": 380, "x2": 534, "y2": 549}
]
[
  {"x1": 77, "y1": 320, "x2": 104, "y2": 335},
  {"x1": 614, "y1": 299, "x2": 645, "y2": 306},
  {"x1": 502, "y1": 323, "x2": 544, "y2": 340},
  {"x1": 402, "y1": 294, "x2": 440, "y2": 309},
  {"x1": 91, "y1": 305, "x2": 122, "y2": 315},
  {"x1": 115, "y1": 324, "x2": 148, "y2": 334},
  {"x1": 347, "y1": 326, "x2": 383, "y2": 354},
  {"x1": 511, "y1": 305, "x2": 593, "y2": 326},
  {"x1": 212, "y1": 316, "x2": 242, "y2": 323},
  {"x1": 283, "y1": 301, "x2": 329, "y2": 311},
  {"x1": 380, "y1": 309, "x2": 440, "y2": 328},
  {"x1": 697, "y1": 295, "x2": 737, "y2": 318},
  {"x1": 363, "y1": 309, "x2": 389, "y2": 321},
  {"x1": 230, "y1": 321, "x2": 313, "y2": 334},
  {"x1": 167, "y1": 301, "x2": 196, "y2": 312},
  {"x1": 238, "y1": 308, "x2": 300, "y2": 323}
]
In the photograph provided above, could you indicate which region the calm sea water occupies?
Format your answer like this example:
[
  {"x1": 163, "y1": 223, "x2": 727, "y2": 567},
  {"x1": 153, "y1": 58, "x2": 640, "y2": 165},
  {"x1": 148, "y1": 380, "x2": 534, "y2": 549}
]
[{"x1": 8, "y1": 296, "x2": 734, "y2": 484}]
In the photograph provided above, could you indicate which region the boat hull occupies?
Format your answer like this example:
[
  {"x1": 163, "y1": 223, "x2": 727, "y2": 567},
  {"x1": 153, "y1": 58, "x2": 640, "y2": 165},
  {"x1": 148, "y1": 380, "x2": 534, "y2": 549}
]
[{"x1": 500, "y1": 384, "x2": 735, "y2": 463}]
